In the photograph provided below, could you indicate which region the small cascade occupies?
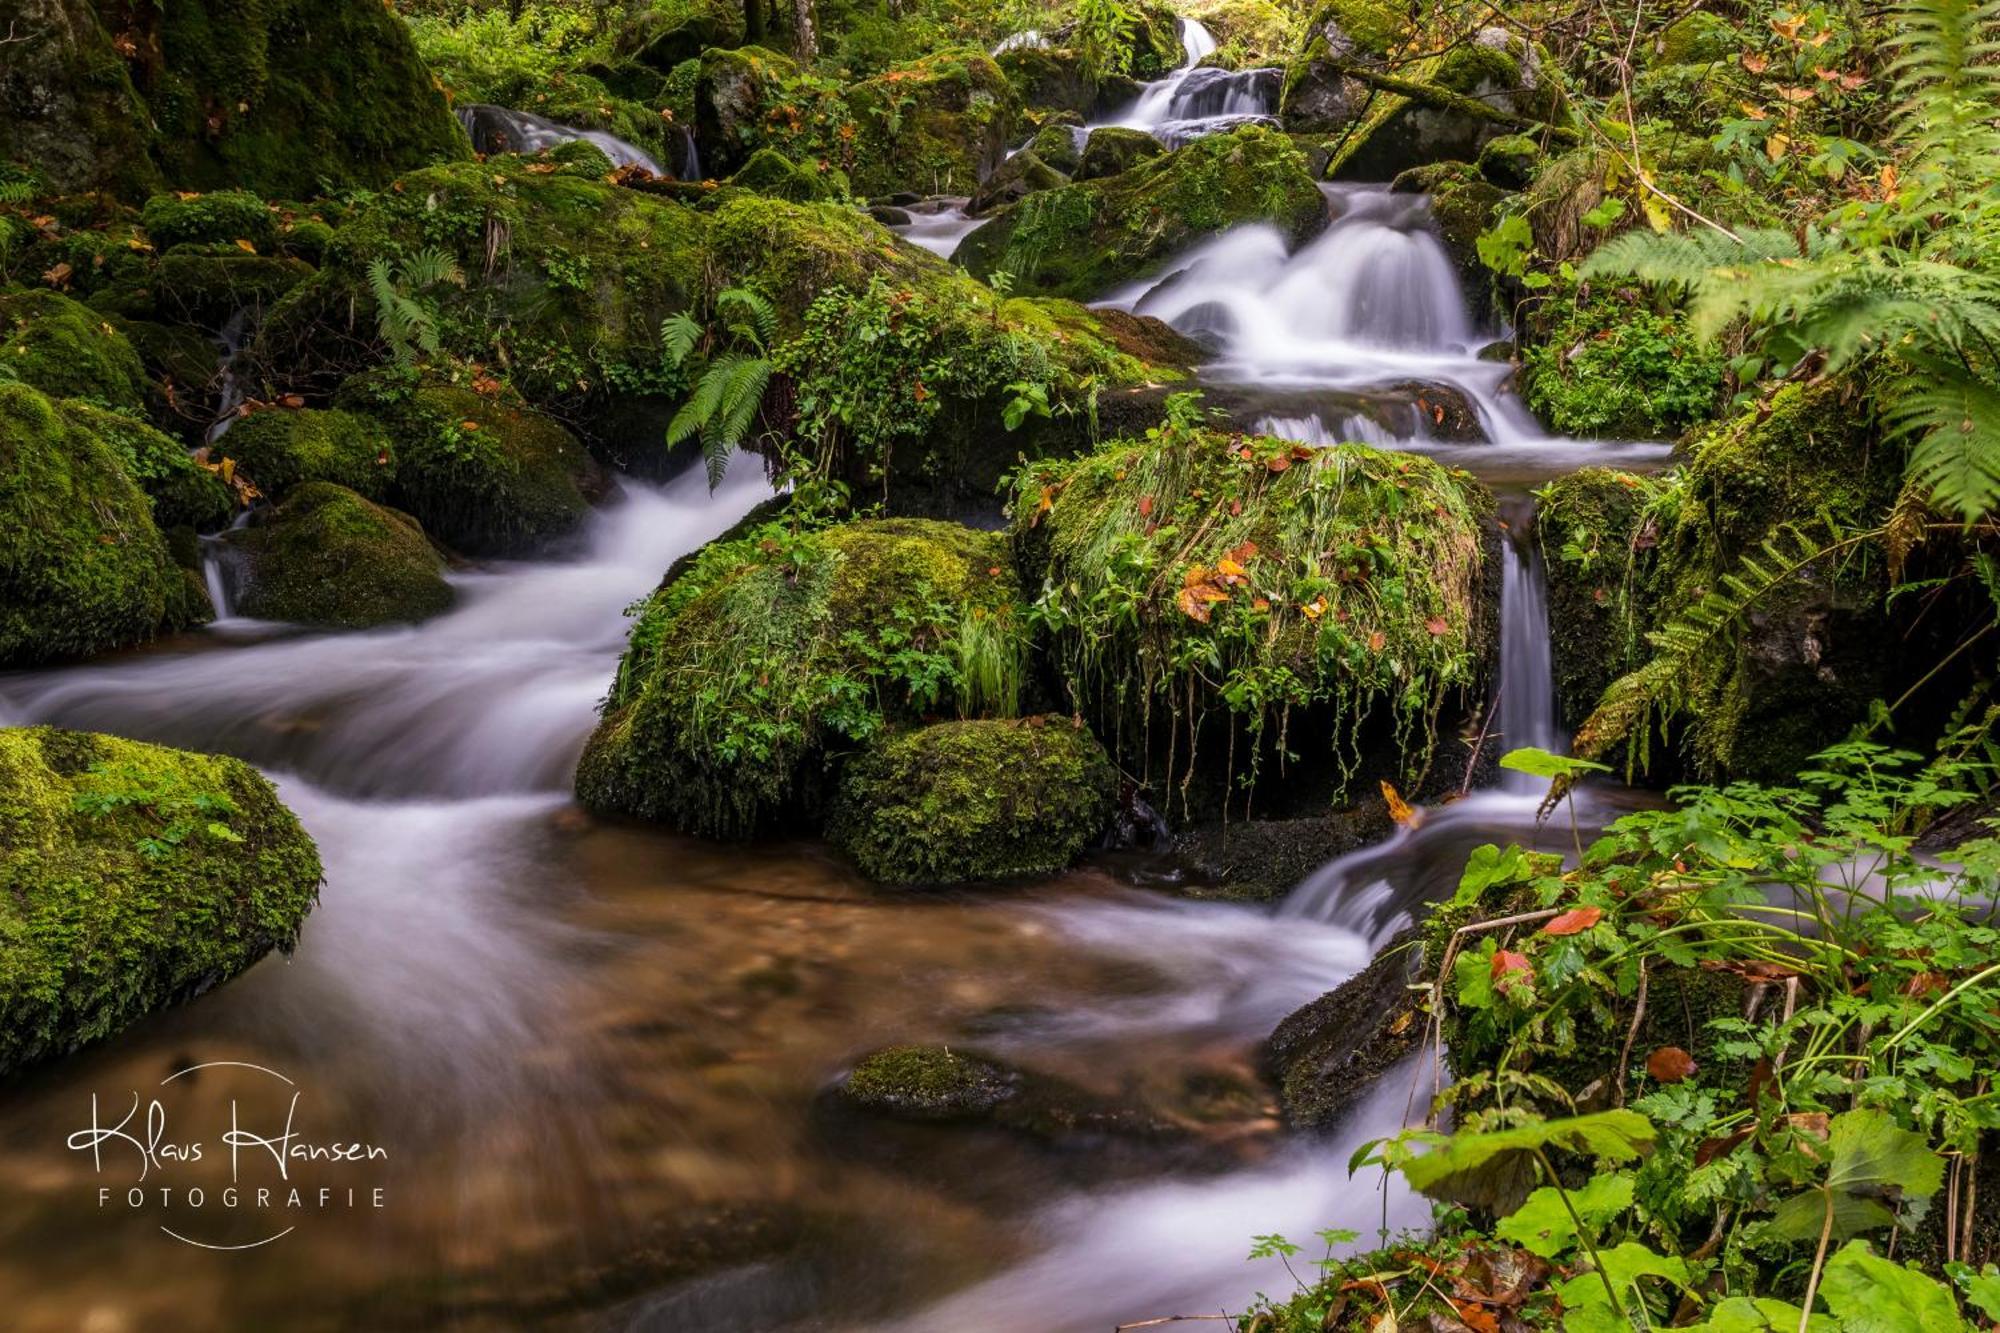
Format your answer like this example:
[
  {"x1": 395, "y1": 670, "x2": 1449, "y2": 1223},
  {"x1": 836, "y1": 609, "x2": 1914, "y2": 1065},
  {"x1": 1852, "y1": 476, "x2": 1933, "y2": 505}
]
[
  {"x1": 895, "y1": 196, "x2": 988, "y2": 257},
  {"x1": 457, "y1": 104, "x2": 665, "y2": 175},
  {"x1": 203, "y1": 306, "x2": 255, "y2": 445},
  {"x1": 670, "y1": 124, "x2": 702, "y2": 182},
  {"x1": 1092, "y1": 19, "x2": 1281, "y2": 146},
  {"x1": 198, "y1": 510, "x2": 254, "y2": 622},
  {"x1": 991, "y1": 28, "x2": 1050, "y2": 54},
  {"x1": 1495, "y1": 496, "x2": 1561, "y2": 787}
]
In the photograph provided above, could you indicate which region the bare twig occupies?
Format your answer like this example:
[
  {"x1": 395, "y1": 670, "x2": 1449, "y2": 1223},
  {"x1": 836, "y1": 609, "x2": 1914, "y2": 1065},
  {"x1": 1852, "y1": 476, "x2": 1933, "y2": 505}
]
[{"x1": 1614, "y1": 959, "x2": 1649, "y2": 1106}]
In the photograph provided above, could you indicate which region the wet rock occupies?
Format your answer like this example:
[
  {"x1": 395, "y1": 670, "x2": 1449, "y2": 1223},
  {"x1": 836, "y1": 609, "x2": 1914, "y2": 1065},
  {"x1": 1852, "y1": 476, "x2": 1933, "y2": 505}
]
[
  {"x1": 1266, "y1": 928, "x2": 1425, "y2": 1130},
  {"x1": 225, "y1": 482, "x2": 453, "y2": 630},
  {"x1": 966, "y1": 149, "x2": 1067, "y2": 216},
  {"x1": 222, "y1": 406, "x2": 397, "y2": 502},
  {"x1": 1326, "y1": 33, "x2": 1567, "y2": 181},
  {"x1": 1383, "y1": 380, "x2": 1485, "y2": 442},
  {"x1": 1075, "y1": 125, "x2": 1166, "y2": 180},
  {"x1": 0, "y1": 724, "x2": 321, "y2": 1076},
  {"x1": 0, "y1": 382, "x2": 210, "y2": 666},
  {"x1": 831, "y1": 1045, "x2": 1021, "y2": 1121},
  {"x1": 844, "y1": 50, "x2": 1021, "y2": 197},
  {"x1": 868, "y1": 205, "x2": 915, "y2": 226},
  {"x1": 695, "y1": 46, "x2": 800, "y2": 179},
  {"x1": 1278, "y1": 0, "x2": 1404, "y2": 133},
  {"x1": 1172, "y1": 806, "x2": 1391, "y2": 902},
  {"x1": 1027, "y1": 118, "x2": 1086, "y2": 175},
  {"x1": 827, "y1": 718, "x2": 1116, "y2": 885},
  {"x1": 152, "y1": 249, "x2": 314, "y2": 327}
]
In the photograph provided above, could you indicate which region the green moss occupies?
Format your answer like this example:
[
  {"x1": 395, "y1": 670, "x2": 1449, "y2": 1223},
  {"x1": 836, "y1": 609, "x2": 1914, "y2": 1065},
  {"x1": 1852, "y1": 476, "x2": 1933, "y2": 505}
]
[
  {"x1": 0, "y1": 726, "x2": 321, "y2": 1076},
  {"x1": 728, "y1": 147, "x2": 839, "y2": 202},
  {"x1": 621, "y1": 0, "x2": 747, "y2": 71},
  {"x1": 828, "y1": 718, "x2": 1115, "y2": 884},
  {"x1": 140, "y1": 190, "x2": 277, "y2": 251},
  {"x1": 1652, "y1": 11, "x2": 1738, "y2": 66},
  {"x1": 0, "y1": 288, "x2": 147, "y2": 411},
  {"x1": 1523, "y1": 282, "x2": 1726, "y2": 439},
  {"x1": 995, "y1": 46, "x2": 1103, "y2": 118},
  {"x1": 967, "y1": 150, "x2": 1067, "y2": 214},
  {"x1": 222, "y1": 406, "x2": 395, "y2": 501},
  {"x1": 0, "y1": 383, "x2": 208, "y2": 665},
  {"x1": 0, "y1": 1, "x2": 162, "y2": 199},
  {"x1": 1016, "y1": 418, "x2": 1495, "y2": 814},
  {"x1": 227, "y1": 482, "x2": 452, "y2": 629},
  {"x1": 577, "y1": 518, "x2": 1027, "y2": 837},
  {"x1": 338, "y1": 373, "x2": 597, "y2": 557},
  {"x1": 136, "y1": 0, "x2": 471, "y2": 198},
  {"x1": 1302, "y1": 0, "x2": 1406, "y2": 61},
  {"x1": 838, "y1": 1045, "x2": 1017, "y2": 1119},
  {"x1": 56, "y1": 400, "x2": 233, "y2": 532},
  {"x1": 844, "y1": 49, "x2": 1020, "y2": 197},
  {"x1": 152, "y1": 250, "x2": 314, "y2": 326},
  {"x1": 695, "y1": 46, "x2": 803, "y2": 178},
  {"x1": 1476, "y1": 131, "x2": 1542, "y2": 187},
  {"x1": 544, "y1": 139, "x2": 617, "y2": 179},
  {"x1": 1074, "y1": 126, "x2": 1166, "y2": 180},
  {"x1": 1182, "y1": 0, "x2": 1295, "y2": 65},
  {"x1": 957, "y1": 126, "x2": 1327, "y2": 299},
  {"x1": 1535, "y1": 467, "x2": 1668, "y2": 729},
  {"x1": 1027, "y1": 120, "x2": 1084, "y2": 175}
]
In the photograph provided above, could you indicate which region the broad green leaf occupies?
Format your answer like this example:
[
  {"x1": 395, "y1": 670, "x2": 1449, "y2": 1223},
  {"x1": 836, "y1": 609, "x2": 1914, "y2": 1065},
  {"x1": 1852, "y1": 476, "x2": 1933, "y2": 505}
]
[
  {"x1": 1764, "y1": 1188, "x2": 1896, "y2": 1243},
  {"x1": 1691, "y1": 1296, "x2": 1835, "y2": 1331},
  {"x1": 1454, "y1": 843, "x2": 1532, "y2": 906},
  {"x1": 1826, "y1": 1108, "x2": 1945, "y2": 1200},
  {"x1": 1499, "y1": 747, "x2": 1611, "y2": 780},
  {"x1": 1399, "y1": 1110, "x2": 1654, "y2": 1194},
  {"x1": 1820, "y1": 1241, "x2": 1967, "y2": 1332},
  {"x1": 1495, "y1": 1173, "x2": 1635, "y2": 1258},
  {"x1": 1961, "y1": 1265, "x2": 2000, "y2": 1321},
  {"x1": 1556, "y1": 1241, "x2": 1690, "y2": 1313}
]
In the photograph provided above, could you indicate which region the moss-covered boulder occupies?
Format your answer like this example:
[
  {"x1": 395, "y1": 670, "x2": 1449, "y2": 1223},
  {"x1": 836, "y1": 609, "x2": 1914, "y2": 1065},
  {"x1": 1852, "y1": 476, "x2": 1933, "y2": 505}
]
[
  {"x1": 577, "y1": 518, "x2": 1027, "y2": 838},
  {"x1": 0, "y1": 383, "x2": 209, "y2": 665},
  {"x1": 1016, "y1": 419, "x2": 1496, "y2": 819},
  {"x1": 338, "y1": 374, "x2": 600, "y2": 558},
  {"x1": 140, "y1": 190, "x2": 278, "y2": 252},
  {"x1": 831, "y1": 1045, "x2": 1020, "y2": 1121},
  {"x1": 1535, "y1": 467, "x2": 1667, "y2": 731},
  {"x1": 1184, "y1": 0, "x2": 1296, "y2": 66},
  {"x1": 56, "y1": 399, "x2": 233, "y2": 532},
  {"x1": 1325, "y1": 34, "x2": 1570, "y2": 181},
  {"x1": 620, "y1": 0, "x2": 748, "y2": 72},
  {"x1": 846, "y1": 50, "x2": 1021, "y2": 197},
  {"x1": 1027, "y1": 119, "x2": 1085, "y2": 175},
  {"x1": 828, "y1": 718, "x2": 1115, "y2": 885},
  {"x1": 0, "y1": 0, "x2": 161, "y2": 197},
  {"x1": 965, "y1": 149, "x2": 1066, "y2": 216},
  {"x1": 1279, "y1": 0, "x2": 1405, "y2": 133},
  {"x1": 126, "y1": 0, "x2": 471, "y2": 197},
  {"x1": 1075, "y1": 126, "x2": 1167, "y2": 180},
  {"x1": 695, "y1": 46, "x2": 803, "y2": 179},
  {"x1": 1476, "y1": 132, "x2": 1542, "y2": 188},
  {"x1": 226, "y1": 482, "x2": 451, "y2": 629},
  {"x1": 956, "y1": 126, "x2": 1326, "y2": 299},
  {"x1": 1266, "y1": 927, "x2": 1423, "y2": 1129},
  {"x1": 152, "y1": 249, "x2": 314, "y2": 327},
  {"x1": 0, "y1": 288, "x2": 147, "y2": 410},
  {"x1": 0, "y1": 726, "x2": 321, "y2": 1076},
  {"x1": 995, "y1": 45, "x2": 1106, "y2": 119},
  {"x1": 727, "y1": 147, "x2": 840, "y2": 202},
  {"x1": 221, "y1": 406, "x2": 395, "y2": 501}
]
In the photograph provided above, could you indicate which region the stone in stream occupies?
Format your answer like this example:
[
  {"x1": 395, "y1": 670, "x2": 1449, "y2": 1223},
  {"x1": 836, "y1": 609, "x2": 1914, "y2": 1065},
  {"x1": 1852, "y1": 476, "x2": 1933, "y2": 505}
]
[
  {"x1": 1265, "y1": 928, "x2": 1425, "y2": 1130},
  {"x1": 1074, "y1": 125, "x2": 1167, "y2": 180},
  {"x1": 0, "y1": 382, "x2": 213, "y2": 666},
  {"x1": 0, "y1": 288, "x2": 149, "y2": 413},
  {"x1": 53, "y1": 399, "x2": 233, "y2": 532},
  {"x1": 221, "y1": 406, "x2": 399, "y2": 503},
  {"x1": 965, "y1": 149, "x2": 1067, "y2": 216},
  {"x1": 224, "y1": 482, "x2": 454, "y2": 630},
  {"x1": 0, "y1": 725, "x2": 322, "y2": 1078}
]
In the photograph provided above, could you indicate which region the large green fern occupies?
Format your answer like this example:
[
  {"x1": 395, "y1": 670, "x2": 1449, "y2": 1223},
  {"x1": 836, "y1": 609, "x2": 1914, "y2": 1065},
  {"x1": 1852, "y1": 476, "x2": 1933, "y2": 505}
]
[
  {"x1": 1584, "y1": 0, "x2": 2000, "y2": 521},
  {"x1": 662, "y1": 285, "x2": 777, "y2": 489},
  {"x1": 366, "y1": 247, "x2": 464, "y2": 368}
]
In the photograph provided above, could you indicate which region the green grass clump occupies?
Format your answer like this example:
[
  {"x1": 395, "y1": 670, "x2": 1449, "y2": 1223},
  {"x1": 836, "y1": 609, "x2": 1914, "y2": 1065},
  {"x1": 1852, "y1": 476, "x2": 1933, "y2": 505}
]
[
  {"x1": 1015, "y1": 405, "x2": 1493, "y2": 810},
  {"x1": 0, "y1": 726, "x2": 322, "y2": 1076},
  {"x1": 577, "y1": 517, "x2": 1027, "y2": 837},
  {"x1": 828, "y1": 717, "x2": 1114, "y2": 884}
]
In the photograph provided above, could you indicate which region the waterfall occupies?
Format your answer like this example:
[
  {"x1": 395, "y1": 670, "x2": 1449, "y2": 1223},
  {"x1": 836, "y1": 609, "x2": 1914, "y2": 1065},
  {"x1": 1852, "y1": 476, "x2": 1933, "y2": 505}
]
[
  {"x1": 456, "y1": 104, "x2": 666, "y2": 175},
  {"x1": 1091, "y1": 19, "x2": 1281, "y2": 146},
  {"x1": 1496, "y1": 497, "x2": 1561, "y2": 788}
]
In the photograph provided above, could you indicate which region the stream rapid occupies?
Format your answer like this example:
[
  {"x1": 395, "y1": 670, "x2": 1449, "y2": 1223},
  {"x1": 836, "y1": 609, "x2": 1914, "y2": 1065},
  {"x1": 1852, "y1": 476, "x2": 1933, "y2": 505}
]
[{"x1": 4, "y1": 118, "x2": 1663, "y2": 1332}]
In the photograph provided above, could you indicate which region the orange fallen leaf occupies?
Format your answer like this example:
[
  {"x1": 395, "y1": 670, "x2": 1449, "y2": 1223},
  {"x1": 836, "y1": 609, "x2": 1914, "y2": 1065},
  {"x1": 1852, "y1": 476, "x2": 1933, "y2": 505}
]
[
  {"x1": 1138, "y1": 495, "x2": 1153, "y2": 518},
  {"x1": 1366, "y1": 629, "x2": 1386, "y2": 652},
  {"x1": 1381, "y1": 780, "x2": 1416, "y2": 826},
  {"x1": 1646, "y1": 1046, "x2": 1698, "y2": 1083},
  {"x1": 1543, "y1": 906, "x2": 1603, "y2": 936},
  {"x1": 1424, "y1": 616, "x2": 1450, "y2": 636},
  {"x1": 234, "y1": 238, "x2": 257, "y2": 253}
]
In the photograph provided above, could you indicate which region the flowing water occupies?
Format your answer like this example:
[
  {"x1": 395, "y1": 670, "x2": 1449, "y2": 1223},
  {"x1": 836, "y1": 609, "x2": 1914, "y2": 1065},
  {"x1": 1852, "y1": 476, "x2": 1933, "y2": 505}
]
[
  {"x1": 457, "y1": 105, "x2": 667, "y2": 176},
  {"x1": 2, "y1": 130, "x2": 1666, "y2": 1327},
  {"x1": 1094, "y1": 19, "x2": 1281, "y2": 148}
]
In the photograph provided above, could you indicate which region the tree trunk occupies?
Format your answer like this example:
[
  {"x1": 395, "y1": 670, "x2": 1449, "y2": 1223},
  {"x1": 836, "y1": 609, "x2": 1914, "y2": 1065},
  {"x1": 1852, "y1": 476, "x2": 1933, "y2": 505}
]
[
  {"x1": 791, "y1": 0, "x2": 816, "y2": 61},
  {"x1": 744, "y1": 0, "x2": 764, "y2": 43}
]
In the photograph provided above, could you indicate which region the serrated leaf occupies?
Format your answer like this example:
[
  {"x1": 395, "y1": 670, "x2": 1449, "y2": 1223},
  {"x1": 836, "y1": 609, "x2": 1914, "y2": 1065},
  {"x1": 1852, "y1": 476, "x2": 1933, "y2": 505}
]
[
  {"x1": 1819, "y1": 1242, "x2": 1967, "y2": 1332},
  {"x1": 1494, "y1": 1173, "x2": 1634, "y2": 1258}
]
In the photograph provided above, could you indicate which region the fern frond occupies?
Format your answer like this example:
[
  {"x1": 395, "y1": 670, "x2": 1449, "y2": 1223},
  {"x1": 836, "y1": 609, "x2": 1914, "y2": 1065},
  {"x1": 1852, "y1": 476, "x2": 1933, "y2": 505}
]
[
  {"x1": 1884, "y1": 354, "x2": 2000, "y2": 520},
  {"x1": 661, "y1": 312, "x2": 703, "y2": 368},
  {"x1": 717, "y1": 286, "x2": 778, "y2": 352},
  {"x1": 405, "y1": 246, "x2": 466, "y2": 289},
  {"x1": 712, "y1": 354, "x2": 772, "y2": 447}
]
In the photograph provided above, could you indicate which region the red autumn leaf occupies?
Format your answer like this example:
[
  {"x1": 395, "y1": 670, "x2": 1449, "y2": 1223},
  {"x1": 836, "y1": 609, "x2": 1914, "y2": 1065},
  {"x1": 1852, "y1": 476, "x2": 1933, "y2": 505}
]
[
  {"x1": 1138, "y1": 495, "x2": 1153, "y2": 518},
  {"x1": 1366, "y1": 629, "x2": 1386, "y2": 652},
  {"x1": 1424, "y1": 616, "x2": 1450, "y2": 636},
  {"x1": 1266, "y1": 453, "x2": 1292, "y2": 473},
  {"x1": 1646, "y1": 1046, "x2": 1698, "y2": 1083},
  {"x1": 1491, "y1": 949, "x2": 1531, "y2": 980},
  {"x1": 1543, "y1": 906, "x2": 1603, "y2": 936},
  {"x1": 1227, "y1": 539, "x2": 1259, "y2": 564}
]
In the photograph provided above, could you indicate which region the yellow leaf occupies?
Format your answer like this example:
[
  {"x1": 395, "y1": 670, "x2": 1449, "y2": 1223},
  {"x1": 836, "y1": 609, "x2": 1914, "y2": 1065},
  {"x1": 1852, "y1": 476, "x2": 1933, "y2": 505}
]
[
  {"x1": 1765, "y1": 132, "x2": 1792, "y2": 162},
  {"x1": 234, "y1": 238, "x2": 257, "y2": 253},
  {"x1": 1381, "y1": 780, "x2": 1416, "y2": 826}
]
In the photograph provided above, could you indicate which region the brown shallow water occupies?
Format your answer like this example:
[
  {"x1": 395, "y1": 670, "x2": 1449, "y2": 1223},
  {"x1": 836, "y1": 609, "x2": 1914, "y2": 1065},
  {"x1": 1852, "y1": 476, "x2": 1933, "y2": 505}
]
[{"x1": 0, "y1": 462, "x2": 1435, "y2": 1332}]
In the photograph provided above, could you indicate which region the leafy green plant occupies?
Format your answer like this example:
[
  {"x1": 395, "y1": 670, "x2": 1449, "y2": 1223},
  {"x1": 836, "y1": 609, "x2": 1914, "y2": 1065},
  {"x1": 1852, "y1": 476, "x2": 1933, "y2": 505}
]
[
  {"x1": 72, "y1": 760, "x2": 246, "y2": 860},
  {"x1": 366, "y1": 247, "x2": 464, "y2": 368},
  {"x1": 662, "y1": 286, "x2": 778, "y2": 489}
]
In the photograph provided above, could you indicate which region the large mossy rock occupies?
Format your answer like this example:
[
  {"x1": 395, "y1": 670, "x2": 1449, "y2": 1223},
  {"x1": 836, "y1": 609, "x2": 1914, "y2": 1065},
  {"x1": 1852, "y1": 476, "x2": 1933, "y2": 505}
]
[
  {"x1": 226, "y1": 482, "x2": 451, "y2": 629},
  {"x1": 1074, "y1": 126, "x2": 1166, "y2": 181},
  {"x1": 337, "y1": 375, "x2": 600, "y2": 558},
  {"x1": 1266, "y1": 927, "x2": 1423, "y2": 1129},
  {"x1": 126, "y1": 0, "x2": 469, "y2": 197},
  {"x1": 1016, "y1": 423, "x2": 1496, "y2": 819},
  {"x1": 0, "y1": 383, "x2": 209, "y2": 665},
  {"x1": 827, "y1": 718, "x2": 1115, "y2": 885},
  {"x1": 1534, "y1": 467, "x2": 1667, "y2": 732},
  {"x1": 140, "y1": 190, "x2": 278, "y2": 251},
  {"x1": 0, "y1": 288, "x2": 147, "y2": 411},
  {"x1": 1279, "y1": 0, "x2": 1405, "y2": 133},
  {"x1": 619, "y1": 0, "x2": 747, "y2": 72},
  {"x1": 845, "y1": 50, "x2": 1021, "y2": 198},
  {"x1": 995, "y1": 45, "x2": 1107, "y2": 119},
  {"x1": 1324, "y1": 34, "x2": 1569, "y2": 180},
  {"x1": 56, "y1": 399, "x2": 233, "y2": 532},
  {"x1": 0, "y1": 0, "x2": 467, "y2": 200},
  {"x1": 955, "y1": 126, "x2": 1326, "y2": 300},
  {"x1": 695, "y1": 46, "x2": 802, "y2": 180},
  {"x1": 0, "y1": 0, "x2": 161, "y2": 197},
  {"x1": 966, "y1": 150, "x2": 1066, "y2": 217},
  {"x1": 0, "y1": 726, "x2": 321, "y2": 1077},
  {"x1": 576, "y1": 519, "x2": 1026, "y2": 838},
  {"x1": 221, "y1": 406, "x2": 396, "y2": 501}
]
